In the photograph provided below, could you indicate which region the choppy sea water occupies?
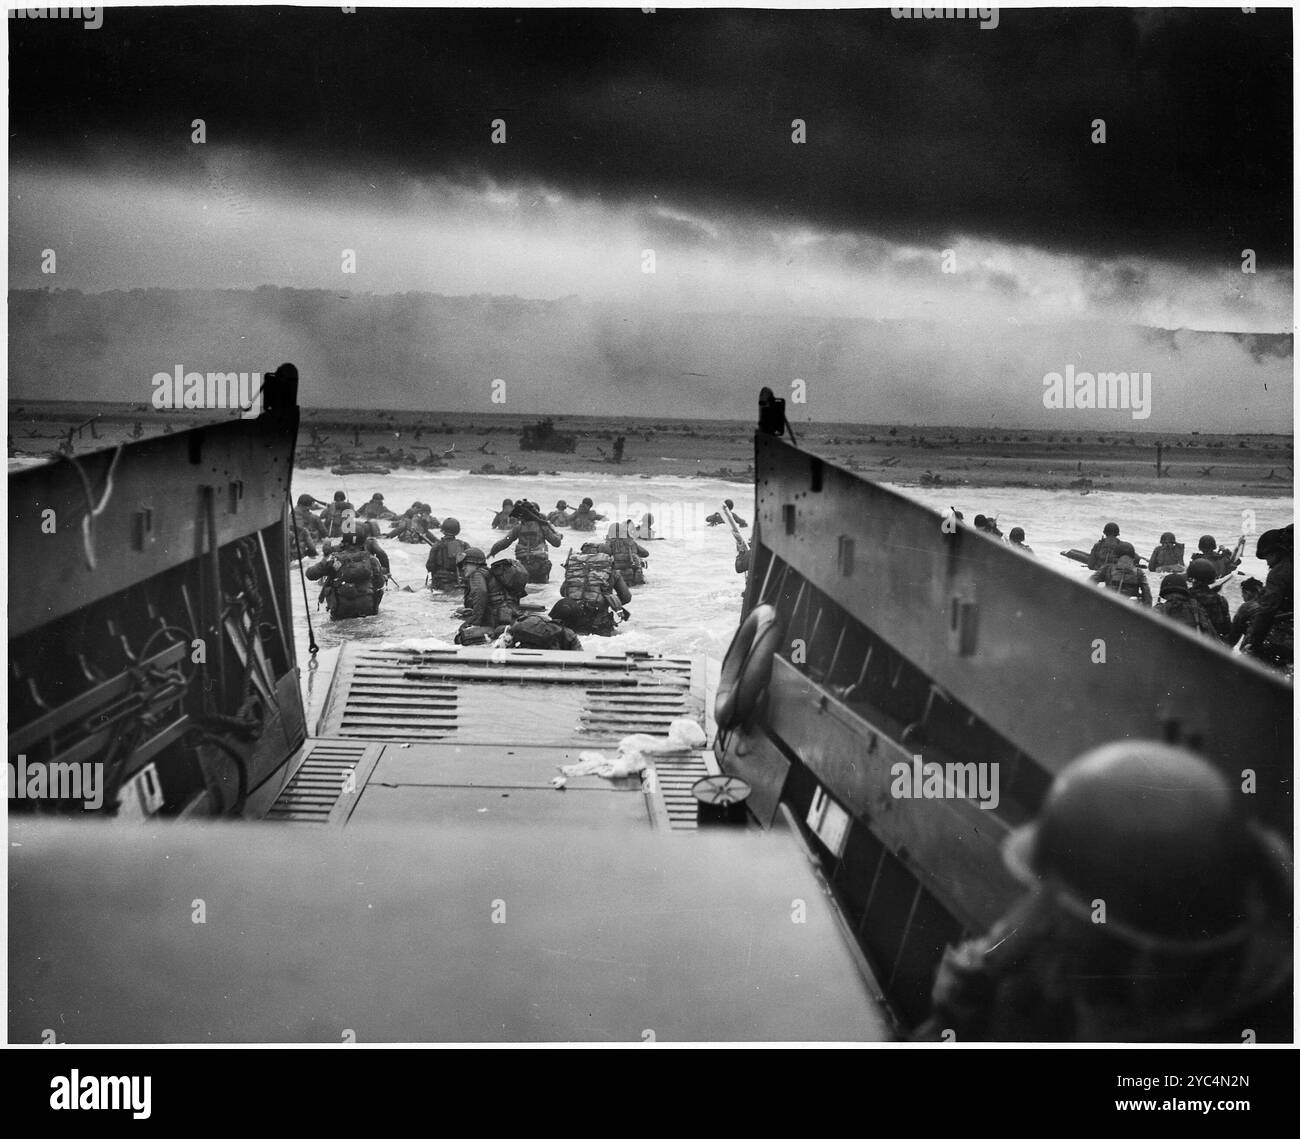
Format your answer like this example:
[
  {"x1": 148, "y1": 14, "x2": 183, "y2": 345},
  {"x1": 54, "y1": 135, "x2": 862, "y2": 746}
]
[{"x1": 290, "y1": 469, "x2": 1293, "y2": 676}]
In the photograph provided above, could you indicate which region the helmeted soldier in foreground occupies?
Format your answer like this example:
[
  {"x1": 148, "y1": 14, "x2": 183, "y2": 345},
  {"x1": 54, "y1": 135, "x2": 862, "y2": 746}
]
[
  {"x1": 568, "y1": 497, "x2": 606, "y2": 532},
  {"x1": 319, "y1": 491, "x2": 356, "y2": 539},
  {"x1": 1147, "y1": 531, "x2": 1185, "y2": 573},
  {"x1": 488, "y1": 499, "x2": 562, "y2": 583},
  {"x1": 547, "y1": 500, "x2": 572, "y2": 526},
  {"x1": 358, "y1": 493, "x2": 397, "y2": 521},
  {"x1": 1155, "y1": 572, "x2": 1214, "y2": 634},
  {"x1": 554, "y1": 545, "x2": 632, "y2": 636},
  {"x1": 1228, "y1": 578, "x2": 1265, "y2": 650},
  {"x1": 913, "y1": 741, "x2": 1291, "y2": 1042},
  {"x1": 1099, "y1": 553, "x2": 1151, "y2": 606},
  {"x1": 452, "y1": 546, "x2": 516, "y2": 644},
  {"x1": 1191, "y1": 533, "x2": 1242, "y2": 579},
  {"x1": 293, "y1": 494, "x2": 327, "y2": 543},
  {"x1": 1087, "y1": 521, "x2": 1136, "y2": 576},
  {"x1": 305, "y1": 532, "x2": 386, "y2": 620},
  {"x1": 424, "y1": 517, "x2": 468, "y2": 591},
  {"x1": 1242, "y1": 526, "x2": 1293, "y2": 668},
  {"x1": 601, "y1": 522, "x2": 649, "y2": 587},
  {"x1": 1186, "y1": 557, "x2": 1232, "y2": 642},
  {"x1": 387, "y1": 502, "x2": 438, "y2": 543},
  {"x1": 491, "y1": 499, "x2": 515, "y2": 530}
]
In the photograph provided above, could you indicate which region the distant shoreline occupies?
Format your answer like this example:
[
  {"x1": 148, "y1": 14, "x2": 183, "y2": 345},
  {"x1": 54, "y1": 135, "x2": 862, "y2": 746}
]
[
  {"x1": 7, "y1": 397, "x2": 1295, "y2": 439},
  {"x1": 8, "y1": 402, "x2": 1294, "y2": 500}
]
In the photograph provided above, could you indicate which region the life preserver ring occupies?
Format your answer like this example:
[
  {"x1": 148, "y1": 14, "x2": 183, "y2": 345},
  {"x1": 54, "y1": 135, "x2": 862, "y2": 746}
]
[{"x1": 715, "y1": 604, "x2": 782, "y2": 731}]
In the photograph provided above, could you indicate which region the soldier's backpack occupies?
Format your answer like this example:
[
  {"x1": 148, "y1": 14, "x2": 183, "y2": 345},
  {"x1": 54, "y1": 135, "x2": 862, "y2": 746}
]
[
  {"x1": 491, "y1": 559, "x2": 530, "y2": 601},
  {"x1": 1161, "y1": 592, "x2": 1210, "y2": 633},
  {"x1": 606, "y1": 537, "x2": 644, "y2": 583},
  {"x1": 508, "y1": 614, "x2": 573, "y2": 650},
  {"x1": 1105, "y1": 561, "x2": 1143, "y2": 595},
  {"x1": 562, "y1": 551, "x2": 614, "y2": 608},
  {"x1": 339, "y1": 549, "x2": 374, "y2": 584},
  {"x1": 427, "y1": 538, "x2": 466, "y2": 575},
  {"x1": 333, "y1": 548, "x2": 376, "y2": 606}
]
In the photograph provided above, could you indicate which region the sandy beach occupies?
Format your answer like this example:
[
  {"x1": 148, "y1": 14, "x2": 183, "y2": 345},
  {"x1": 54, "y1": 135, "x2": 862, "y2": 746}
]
[{"x1": 10, "y1": 402, "x2": 1293, "y2": 501}]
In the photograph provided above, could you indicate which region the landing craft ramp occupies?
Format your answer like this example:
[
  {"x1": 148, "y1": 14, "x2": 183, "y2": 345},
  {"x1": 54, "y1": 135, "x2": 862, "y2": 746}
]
[
  {"x1": 270, "y1": 645, "x2": 720, "y2": 831},
  {"x1": 13, "y1": 641, "x2": 897, "y2": 1042},
  {"x1": 10, "y1": 819, "x2": 892, "y2": 1042}
]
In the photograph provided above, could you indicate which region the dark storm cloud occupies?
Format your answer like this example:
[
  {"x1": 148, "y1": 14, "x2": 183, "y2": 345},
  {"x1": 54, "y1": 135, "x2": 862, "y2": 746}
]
[{"x1": 8, "y1": 6, "x2": 1291, "y2": 264}]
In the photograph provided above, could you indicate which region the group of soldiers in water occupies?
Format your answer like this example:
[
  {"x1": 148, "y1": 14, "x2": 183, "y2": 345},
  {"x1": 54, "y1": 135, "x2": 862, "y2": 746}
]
[
  {"x1": 952, "y1": 509, "x2": 1035, "y2": 553},
  {"x1": 1082, "y1": 520, "x2": 1293, "y2": 669},
  {"x1": 952, "y1": 507, "x2": 1293, "y2": 671},
  {"x1": 290, "y1": 488, "x2": 696, "y2": 650}
]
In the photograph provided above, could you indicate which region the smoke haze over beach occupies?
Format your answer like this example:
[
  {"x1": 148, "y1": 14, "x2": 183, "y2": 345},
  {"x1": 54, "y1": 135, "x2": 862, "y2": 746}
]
[{"x1": 7, "y1": 6, "x2": 1292, "y2": 431}]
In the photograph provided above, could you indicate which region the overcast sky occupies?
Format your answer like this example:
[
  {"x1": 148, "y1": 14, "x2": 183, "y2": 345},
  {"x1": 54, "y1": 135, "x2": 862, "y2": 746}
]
[{"x1": 7, "y1": 6, "x2": 1293, "y2": 426}]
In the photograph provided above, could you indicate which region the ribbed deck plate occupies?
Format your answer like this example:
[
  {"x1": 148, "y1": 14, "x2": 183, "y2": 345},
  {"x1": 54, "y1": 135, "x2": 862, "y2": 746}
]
[
  {"x1": 317, "y1": 645, "x2": 707, "y2": 746},
  {"x1": 648, "y1": 749, "x2": 723, "y2": 831},
  {"x1": 265, "y1": 738, "x2": 382, "y2": 824}
]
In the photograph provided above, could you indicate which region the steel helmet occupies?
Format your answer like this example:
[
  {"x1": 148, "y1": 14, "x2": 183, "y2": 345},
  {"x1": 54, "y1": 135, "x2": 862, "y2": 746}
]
[
  {"x1": 1160, "y1": 531, "x2": 1176, "y2": 544},
  {"x1": 555, "y1": 500, "x2": 567, "y2": 510},
  {"x1": 550, "y1": 599, "x2": 583, "y2": 627},
  {"x1": 581, "y1": 497, "x2": 594, "y2": 508},
  {"x1": 1003, "y1": 741, "x2": 1256, "y2": 945},
  {"x1": 456, "y1": 547, "x2": 486, "y2": 565},
  {"x1": 1199, "y1": 535, "x2": 1217, "y2": 552},
  {"x1": 1009, "y1": 527, "x2": 1025, "y2": 542},
  {"x1": 1159, "y1": 572, "x2": 1188, "y2": 596},
  {"x1": 1256, "y1": 529, "x2": 1288, "y2": 559},
  {"x1": 440, "y1": 517, "x2": 460, "y2": 535},
  {"x1": 1103, "y1": 522, "x2": 1120, "y2": 537},
  {"x1": 1186, "y1": 558, "x2": 1216, "y2": 584}
]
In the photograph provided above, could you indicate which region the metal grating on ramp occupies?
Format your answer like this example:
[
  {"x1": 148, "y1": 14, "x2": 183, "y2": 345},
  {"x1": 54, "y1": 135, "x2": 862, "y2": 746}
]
[
  {"x1": 265, "y1": 739, "x2": 380, "y2": 824},
  {"x1": 317, "y1": 645, "x2": 706, "y2": 746},
  {"x1": 332, "y1": 656, "x2": 459, "y2": 741},
  {"x1": 647, "y1": 749, "x2": 722, "y2": 831}
]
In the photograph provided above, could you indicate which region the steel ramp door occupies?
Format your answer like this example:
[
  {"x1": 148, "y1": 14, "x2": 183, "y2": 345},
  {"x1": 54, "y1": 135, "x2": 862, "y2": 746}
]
[{"x1": 10, "y1": 820, "x2": 894, "y2": 1043}]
